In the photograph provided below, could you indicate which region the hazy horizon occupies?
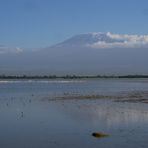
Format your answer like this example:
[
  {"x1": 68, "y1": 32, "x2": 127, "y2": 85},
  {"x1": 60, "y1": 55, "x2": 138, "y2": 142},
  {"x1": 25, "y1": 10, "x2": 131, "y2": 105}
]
[{"x1": 1, "y1": 0, "x2": 148, "y2": 75}]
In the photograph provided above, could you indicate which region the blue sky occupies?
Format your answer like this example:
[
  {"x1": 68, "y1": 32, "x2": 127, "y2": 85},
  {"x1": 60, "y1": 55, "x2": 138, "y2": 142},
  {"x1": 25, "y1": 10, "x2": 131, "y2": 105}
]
[{"x1": 0, "y1": 0, "x2": 148, "y2": 48}]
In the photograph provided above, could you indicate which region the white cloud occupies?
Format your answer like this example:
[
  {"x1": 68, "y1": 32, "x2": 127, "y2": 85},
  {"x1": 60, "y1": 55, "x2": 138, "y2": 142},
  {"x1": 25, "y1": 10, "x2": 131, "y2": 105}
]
[
  {"x1": 0, "y1": 46, "x2": 23, "y2": 54},
  {"x1": 16, "y1": 47, "x2": 23, "y2": 53},
  {"x1": 89, "y1": 32, "x2": 148, "y2": 49}
]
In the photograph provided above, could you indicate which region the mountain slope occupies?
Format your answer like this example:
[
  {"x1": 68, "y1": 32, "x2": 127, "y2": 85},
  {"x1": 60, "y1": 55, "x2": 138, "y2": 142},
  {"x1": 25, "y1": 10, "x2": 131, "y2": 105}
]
[{"x1": 0, "y1": 32, "x2": 148, "y2": 75}]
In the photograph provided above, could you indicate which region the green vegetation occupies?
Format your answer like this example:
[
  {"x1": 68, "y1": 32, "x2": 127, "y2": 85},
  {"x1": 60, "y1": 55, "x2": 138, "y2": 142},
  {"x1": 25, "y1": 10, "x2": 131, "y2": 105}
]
[{"x1": 0, "y1": 74, "x2": 148, "y2": 79}]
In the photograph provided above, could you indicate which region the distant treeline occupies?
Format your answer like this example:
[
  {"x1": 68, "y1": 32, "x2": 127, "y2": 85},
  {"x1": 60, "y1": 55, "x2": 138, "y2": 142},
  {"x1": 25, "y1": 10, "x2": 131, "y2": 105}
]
[{"x1": 0, "y1": 74, "x2": 148, "y2": 79}]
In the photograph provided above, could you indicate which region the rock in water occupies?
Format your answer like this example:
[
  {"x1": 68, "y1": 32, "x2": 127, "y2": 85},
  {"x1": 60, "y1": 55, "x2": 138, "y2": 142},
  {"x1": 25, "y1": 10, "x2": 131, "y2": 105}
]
[{"x1": 92, "y1": 132, "x2": 109, "y2": 138}]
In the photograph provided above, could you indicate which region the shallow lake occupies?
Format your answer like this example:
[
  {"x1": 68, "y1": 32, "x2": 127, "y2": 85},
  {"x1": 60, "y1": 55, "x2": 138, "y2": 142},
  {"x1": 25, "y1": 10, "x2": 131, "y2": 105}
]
[{"x1": 0, "y1": 79, "x2": 148, "y2": 148}]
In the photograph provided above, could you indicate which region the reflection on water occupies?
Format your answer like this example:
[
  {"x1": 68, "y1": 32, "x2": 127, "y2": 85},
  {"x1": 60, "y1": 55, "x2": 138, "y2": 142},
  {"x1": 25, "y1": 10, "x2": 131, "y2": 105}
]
[{"x1": 0, "y1": 79, "x2": 148, "y2": 148}]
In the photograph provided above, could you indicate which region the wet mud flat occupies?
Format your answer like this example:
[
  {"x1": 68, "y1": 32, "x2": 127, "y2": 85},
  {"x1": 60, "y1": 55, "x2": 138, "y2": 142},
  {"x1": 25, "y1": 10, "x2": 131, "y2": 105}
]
[
  {"x1": 43, "y1": 90, "x2": 148, "y2": 104},
  {"x1": 0, "y1": 79, "x2": 148, "y2": 148}
]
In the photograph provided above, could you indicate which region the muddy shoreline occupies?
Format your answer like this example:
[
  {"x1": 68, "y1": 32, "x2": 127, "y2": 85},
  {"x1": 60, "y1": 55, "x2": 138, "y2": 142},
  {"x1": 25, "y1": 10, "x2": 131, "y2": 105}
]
[{"x1": 43, "y1": 91, "x2": 148, "y2": 104}]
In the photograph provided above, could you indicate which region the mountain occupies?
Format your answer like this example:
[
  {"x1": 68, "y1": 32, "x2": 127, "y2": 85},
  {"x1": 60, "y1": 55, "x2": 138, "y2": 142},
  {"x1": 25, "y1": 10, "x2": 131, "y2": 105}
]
[
  {"x1": 52, "y1": 32, "x2": 118, "y2": 48},
  {"x1": 0, "y1": 32, "x2": 148, "y2": 75},
  {"x1": 51, "y1": 32, "x2": 148, "y2": 49}
]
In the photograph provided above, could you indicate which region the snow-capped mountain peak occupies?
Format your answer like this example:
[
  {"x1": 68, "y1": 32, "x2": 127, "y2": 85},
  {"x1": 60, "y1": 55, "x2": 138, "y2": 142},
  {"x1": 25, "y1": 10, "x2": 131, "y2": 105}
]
[
  {"x1": 53, "y1": 32, "x2": 148, "y2": 49},
  {"x1": 1, "y1": 32, "x2": 148, "y2": 75},
  {"x1": 54, "y1": 32, "x2": 116, "y2": 47}
]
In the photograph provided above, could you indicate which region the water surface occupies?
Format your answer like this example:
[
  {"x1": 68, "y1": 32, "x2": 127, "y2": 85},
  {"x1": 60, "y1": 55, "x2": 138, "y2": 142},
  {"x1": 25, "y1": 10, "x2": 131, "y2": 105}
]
[{"x1": 0, "y1": 79, "x2": 148, "y2": 148}]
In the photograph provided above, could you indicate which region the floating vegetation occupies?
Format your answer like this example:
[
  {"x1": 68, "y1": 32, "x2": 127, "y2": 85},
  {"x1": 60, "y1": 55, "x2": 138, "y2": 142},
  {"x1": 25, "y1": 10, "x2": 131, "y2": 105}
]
[{"x1": 92, "y1": 132, "x2": 109, "y2": 138}]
